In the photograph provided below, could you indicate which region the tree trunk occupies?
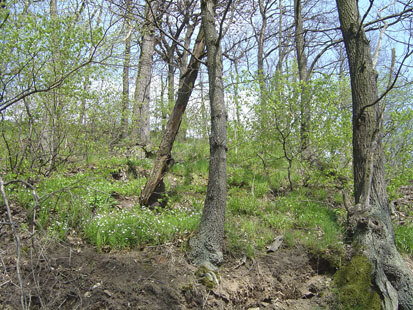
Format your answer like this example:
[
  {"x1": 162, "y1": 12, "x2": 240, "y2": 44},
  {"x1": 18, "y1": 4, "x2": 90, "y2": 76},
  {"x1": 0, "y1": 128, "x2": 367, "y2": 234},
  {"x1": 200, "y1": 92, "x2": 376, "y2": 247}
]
[
  {"x1": 119, "y1": 0, "x2": 132, "y2": 141},
  {"x1": 131, "y1": 0, "x2": 158, "y2": 146},
  {"x1": 257, "y1": 0, "x2": 267, "y2": 111},
  {"x1": 274, "y1": 0, "x2": 286, "y2": 106},
  {"x1": 167, "y1": 62, "x2": 175, "y2": 115},
  {"x1": 336, "y1": 1, "x2": 413, "y2": 309},
  {"x1": 189, "y1": 0, "x2": 227, "y2": 267},
  {"x1": 177, "y1": 22, "x2": 195, "y2": 141},
  {"x1": 79, "y1": 76, "x2": 89, "y2": 126},
  {"x1": 199, "y1": 70, "x2": 209, "y2": 140},
  {"x1": 139, "y1": 30, "x2": 205, "y2": 207},
  {"x1": 179, "y1": 22, "x2": 195, "y2": 86},
  {"x1": 294, "y1": 0, "x2": 311, "y2": 157},
  {"x1": 276, "y1": 0, "x2": 284, "y2": 76},
  {"x1": 47, "y1": 0, "x2": 60, "y2": 173},
  {"x1": 232, "y1": 60, "x2": 241, "y2": 155}
]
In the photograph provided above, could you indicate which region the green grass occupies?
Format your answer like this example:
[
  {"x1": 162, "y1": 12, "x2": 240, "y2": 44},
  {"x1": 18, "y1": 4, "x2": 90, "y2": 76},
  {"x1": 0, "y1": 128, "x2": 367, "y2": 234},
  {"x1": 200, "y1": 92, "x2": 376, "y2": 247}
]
[
  {"x1": 225, "y1": 215, "x2": 275, "y2": 258},
  {"x1": 394, "y1": 224, "x2": 413, "y2": 255},
  {"x1": 5, "y1": 157, "x2": 148, "y2": 238},
  {"x1": 225, "y1": 185, "x2": 344, "y2": 261},
  {"x1": 6, "y1": 152, "x2": 345, "y2": 261},
  {"x1": 227, "y1": 190, "x2": 260, "y2": 216},
  {"x1": 7, "y1": 144, "x2": 411, "y2": 267},
  {"x1": 84, "y1": 205, "x2": 201, "y2": 249},
  {"x1": 3, "y1": 153, "x2": 207, "y2": 249}
]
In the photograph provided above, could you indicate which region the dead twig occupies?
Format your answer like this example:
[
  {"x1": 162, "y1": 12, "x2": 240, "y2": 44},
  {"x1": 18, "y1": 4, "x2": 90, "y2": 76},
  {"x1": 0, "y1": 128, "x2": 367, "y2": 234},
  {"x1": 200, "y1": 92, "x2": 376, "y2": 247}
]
[
  {"x1": 0, "y1": 176, "x2": 26, "y2": 309},
  {"x1": 4, "y1": 179, "x2": 40, "y2": 234}
]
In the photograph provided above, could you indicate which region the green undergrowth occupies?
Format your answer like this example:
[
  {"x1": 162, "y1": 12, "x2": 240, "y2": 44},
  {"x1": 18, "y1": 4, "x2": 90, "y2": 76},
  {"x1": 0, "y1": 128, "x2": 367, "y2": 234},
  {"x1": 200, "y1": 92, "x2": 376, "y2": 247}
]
[
  {"x1": 394, "y1": 224, "x2": 413, "y2": 255},
  {"x1": 225, "y1": 186, "x2": 345, "y2": 264},
  {"x1": 4, "y1": 148, "x2": 412, "y2": 260},
  {"x1": 4, "y1": 154, "x2": 205, "y2": 249},
  {"x1": 84, "y1": 206, "x2": 201, "y2": 249}
]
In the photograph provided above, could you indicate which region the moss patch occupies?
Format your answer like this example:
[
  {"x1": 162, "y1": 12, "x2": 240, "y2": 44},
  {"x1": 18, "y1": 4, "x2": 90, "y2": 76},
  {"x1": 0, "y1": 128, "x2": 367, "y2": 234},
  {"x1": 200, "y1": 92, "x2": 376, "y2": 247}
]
[
  {"x1": 195, "y1": 264, "x2": 220, "y2": 289},
  {"x1": 333, "y1": 255, "x2": 381, "y2": 310}
]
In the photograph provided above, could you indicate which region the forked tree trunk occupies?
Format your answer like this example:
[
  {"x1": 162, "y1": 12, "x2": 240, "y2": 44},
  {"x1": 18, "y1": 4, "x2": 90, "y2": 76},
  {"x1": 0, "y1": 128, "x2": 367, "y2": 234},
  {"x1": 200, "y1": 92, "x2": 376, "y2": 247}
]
[
  {"x1": 190, "y1": 0, "x2": 227, "y2": 267},
  {"x1": 336, "y1": 1, "x2": 413, "y2": 309},
  {"x1": 139, "y1": 30, "x2": 205, "y2": 207}
]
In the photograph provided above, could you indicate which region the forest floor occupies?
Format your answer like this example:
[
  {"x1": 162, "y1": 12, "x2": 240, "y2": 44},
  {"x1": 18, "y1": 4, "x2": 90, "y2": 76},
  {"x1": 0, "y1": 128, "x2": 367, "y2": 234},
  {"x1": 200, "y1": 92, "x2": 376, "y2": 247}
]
[
  {"x1": 1, "y1": 185, "x2": 413, "y2": 310},
  {"x1": 1, "y1": 229, "x2": 336, "y2": 310},
  {"x1": 1, "y1": 155, "x2": 412, "y2": 309}
]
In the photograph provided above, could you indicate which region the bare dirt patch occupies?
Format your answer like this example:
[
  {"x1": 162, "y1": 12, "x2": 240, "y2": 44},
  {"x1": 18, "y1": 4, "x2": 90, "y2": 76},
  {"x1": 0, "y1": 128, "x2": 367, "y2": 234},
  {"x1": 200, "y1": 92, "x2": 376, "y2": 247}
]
[{"x1": 1, "y1": 231, "x2": 334, "y2": 310}]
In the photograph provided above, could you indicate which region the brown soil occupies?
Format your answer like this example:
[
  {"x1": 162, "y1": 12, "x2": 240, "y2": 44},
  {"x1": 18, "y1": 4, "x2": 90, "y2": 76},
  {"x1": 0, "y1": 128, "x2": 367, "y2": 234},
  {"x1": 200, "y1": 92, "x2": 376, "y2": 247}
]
[{"x1": 0, "y1": 231, "x2": 333, "y2": 310}]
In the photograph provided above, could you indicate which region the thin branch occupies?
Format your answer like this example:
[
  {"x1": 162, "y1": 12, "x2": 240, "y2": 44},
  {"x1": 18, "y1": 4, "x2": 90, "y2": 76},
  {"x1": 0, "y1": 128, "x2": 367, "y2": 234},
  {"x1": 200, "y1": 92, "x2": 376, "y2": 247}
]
[
  {"x1": 145, "y1": 0, "x2": 206, "y2": 66},
  {"x1": 4, "y1": 180, "x2": 40, "y2": 234},
  {"x1": 360, "y1": 47, "x2": 413, "y2": 116},
  {"x1": 0, "y1": 177, "x2": 26, "y2": 309},
  {"x1": 357, "y1": 0, "x2": 375, "y2": 38},
  {"x1": 308, "y1": 39, "x2": 343, "y2": 75},
  {"x1": 364, "y1": 6, "x2": 413, "y2": 29},
  {"x1": 372, "y1": 0, "x2": 396, "y2": 68},
  {"x1": 217, "y1": 0, "x2": 233, "y2": 44},
  {"x1": 372, "y1": 22, "x2": 389, "y2": 68}
]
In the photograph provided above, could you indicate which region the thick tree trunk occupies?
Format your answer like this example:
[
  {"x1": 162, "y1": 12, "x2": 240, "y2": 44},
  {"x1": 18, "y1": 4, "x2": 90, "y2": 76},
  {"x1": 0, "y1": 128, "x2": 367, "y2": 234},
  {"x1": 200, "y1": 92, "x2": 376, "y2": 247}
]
[
  {"x1": 131, "y1": 0, "x2": 158, "y2": 145},
  {"x1": 336, "y1": 1, "x2": 413, "y2": 309},
  {"x1": 294, "y1": 0, "x2": 311, "y2": 157},
  {"x1": 119, "y1": 0, "x2": 132, "y2": 141},
  {"x1": 139, "y1": 30, "x2": 205, "y2": 207},
  {"x1": 189, "y1": 0, "x2": 227, "y2": 267}
]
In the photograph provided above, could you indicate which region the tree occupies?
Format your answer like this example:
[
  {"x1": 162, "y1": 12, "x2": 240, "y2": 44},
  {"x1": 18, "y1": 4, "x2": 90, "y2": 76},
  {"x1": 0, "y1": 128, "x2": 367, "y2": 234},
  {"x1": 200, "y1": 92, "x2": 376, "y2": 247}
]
[
  {"x1": 119, "y1": 0, "x2": 133, "y2": 141},
  {"x1": 139, "y1": 29, "x2": 205, "y2": 207},
  {"x1": 189, "y1": 0, "x2": 228, "y2": 267},
  {"x1": 154, "y1": 0, "x2": 199, "y2": 139},
  {"x1": 0, "y1": 1, "x2": 113, "y2": 113},
  {"x1": 131, "y1": 0, "x2": 159, "y2": 146},
  {"x1": 294, "y1": 0, "x2": 311, "y2": 156},
  {"x1": 253, "y1": 0, "x2": 276, "y2": 108},
  {"x1": 336, "y1": 0, "x2": 413, "y2": 308},
  {"x1": 0, "y1": 0, "x2": 115, "y2": 176}
]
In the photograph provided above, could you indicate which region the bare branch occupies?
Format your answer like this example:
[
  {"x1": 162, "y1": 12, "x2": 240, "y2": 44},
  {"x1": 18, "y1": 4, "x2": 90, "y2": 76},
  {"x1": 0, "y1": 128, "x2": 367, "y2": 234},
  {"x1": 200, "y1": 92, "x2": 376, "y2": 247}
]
[
  {"x1": 360, "y1": 47, "x2": 413, "y2": 116},
  {"x1": 0, "y1": 177, "x2": 26, "y2": 309}
]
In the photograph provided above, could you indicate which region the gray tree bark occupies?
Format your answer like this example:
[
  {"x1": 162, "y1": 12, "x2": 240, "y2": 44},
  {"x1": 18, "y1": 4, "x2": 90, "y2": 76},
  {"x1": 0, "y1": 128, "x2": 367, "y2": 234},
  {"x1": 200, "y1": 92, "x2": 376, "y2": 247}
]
[
  {"x1": 131, "y1": 0, "x2": 158, "y2": 146},
  {"x1": 256, "y1": 0, "x2": 268, "y2": 109},
  {"x1": 336, "y1": 1, "x2": 413, "y2": 309},
  {"x1": 189, "y1": 0, "x2": 227, "y2": 267},
  {"x1": 139, "y1": 30, "x2": 205, "y2": 207},
  {"x1": 119, "y1": 0, "x2": 132, "y2": 141},
  {"x1": 294, "y1": 0, "x2": 311, "y2": 157},
  {"x1": 46, "y1": 0, "x2": 61, "y2": 173}
]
